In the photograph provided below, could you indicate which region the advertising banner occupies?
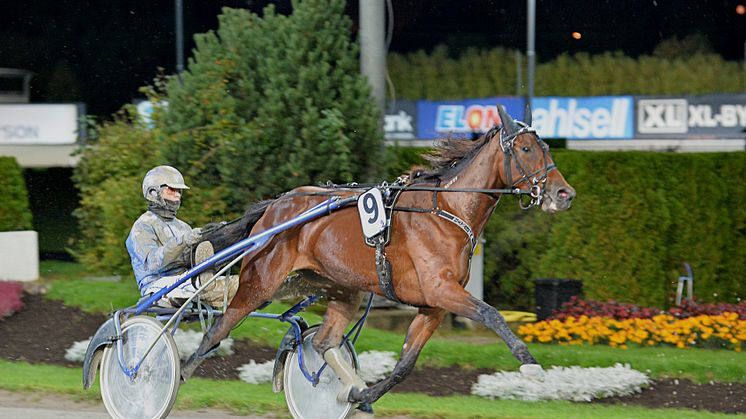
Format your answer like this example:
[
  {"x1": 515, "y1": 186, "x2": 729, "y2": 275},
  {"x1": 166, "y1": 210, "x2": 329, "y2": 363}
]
[
  {"x1": 636, "y1": 94, "x2": 746, "y2": 138},
  {"x1": 531, "y1": 96, "x2": 634, "y2": 139},
  {"x1": 0, "y1": 104, "x2": 80, "y2": 144},
  {"x1": 384, "y1": 100, "x2": 417, "y2": 140},
  {"x1": 417, "y1": 97, "x2": 524, "y2": 139}
]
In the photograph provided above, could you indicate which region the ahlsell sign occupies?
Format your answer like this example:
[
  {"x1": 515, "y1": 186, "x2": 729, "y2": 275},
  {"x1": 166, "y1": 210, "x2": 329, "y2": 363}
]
[
  {"x1": 0, "y1": 104, "x2": 80, "y2": 144},
  {"x1": 637, "y1": 94, "x2": 746, "y2": 138},
  {"x1": 531, "y1": 96, "x2": 634, "y2": 139}
]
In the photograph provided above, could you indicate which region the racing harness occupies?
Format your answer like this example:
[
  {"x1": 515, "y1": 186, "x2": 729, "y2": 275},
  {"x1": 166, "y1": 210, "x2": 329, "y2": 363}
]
[{"x1": 329, "y1": 123, "x2": 557, "y2": 303}]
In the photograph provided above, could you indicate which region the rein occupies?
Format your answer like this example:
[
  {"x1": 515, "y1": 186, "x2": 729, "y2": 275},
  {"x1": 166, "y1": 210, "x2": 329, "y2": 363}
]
[{"x1": 321, "y1": 183, "x2": 533, "y2": 198}]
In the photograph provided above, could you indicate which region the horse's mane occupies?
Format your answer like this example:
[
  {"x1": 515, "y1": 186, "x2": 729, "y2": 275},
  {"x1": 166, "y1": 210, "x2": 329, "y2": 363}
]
[{"x1": 413, "y1": 125, "x2": 499, "y2": 183}]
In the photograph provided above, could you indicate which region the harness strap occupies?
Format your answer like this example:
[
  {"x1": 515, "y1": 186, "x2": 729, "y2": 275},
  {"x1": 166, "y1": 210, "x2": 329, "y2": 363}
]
[
  {"x1": 374, "y1": 235, "x2": 401, "y2": 303},
  {"x1": 392, "y1": 206, "x2": 431, "y2": 213},
  {"x1": 435, "y1": 209, "x2": 478, "y2": 255}
]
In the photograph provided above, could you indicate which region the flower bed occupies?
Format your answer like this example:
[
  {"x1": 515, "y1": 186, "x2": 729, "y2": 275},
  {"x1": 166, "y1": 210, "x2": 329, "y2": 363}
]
[
  {"x1": 550, "y1": 296, "x2": 746, "y2": 321},
  {"x1": 0, "y1": 281, "x2": 24, "y2": 319},
  {"x1": 518, "y1": 313, "x2": 746, "y2": 350}
]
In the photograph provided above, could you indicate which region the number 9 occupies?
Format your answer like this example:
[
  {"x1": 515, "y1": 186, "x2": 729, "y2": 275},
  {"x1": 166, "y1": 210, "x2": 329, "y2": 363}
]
[{"x1": 363, "y1": 194, "x2": 379, "y2": 224}]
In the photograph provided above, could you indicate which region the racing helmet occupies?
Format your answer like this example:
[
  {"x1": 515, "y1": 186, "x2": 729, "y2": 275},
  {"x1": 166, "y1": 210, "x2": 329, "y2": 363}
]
[{"x1": 142, "y1": 165, "x2": 190, "y2": 202}]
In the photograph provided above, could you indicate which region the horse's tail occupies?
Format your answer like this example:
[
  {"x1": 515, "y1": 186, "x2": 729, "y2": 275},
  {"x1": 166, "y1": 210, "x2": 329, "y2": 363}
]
[{"x1": 199, "y1": 199, "x2": 274, "y2": 254}]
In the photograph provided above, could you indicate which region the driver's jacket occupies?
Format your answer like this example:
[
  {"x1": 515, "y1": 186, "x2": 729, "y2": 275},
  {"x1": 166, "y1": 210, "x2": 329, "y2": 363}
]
[{"x1": 125, "y1": 211, "x2": 192, "y2": 294}]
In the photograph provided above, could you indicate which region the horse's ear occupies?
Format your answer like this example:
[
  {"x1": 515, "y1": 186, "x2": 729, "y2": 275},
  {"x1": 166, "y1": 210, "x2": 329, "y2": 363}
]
[
  {"x1": 497, "y1": 105, "x2": 520, "y2": 135},
  {"x1": 524, "y1": 103, "x2": 532, "y2": 126}
]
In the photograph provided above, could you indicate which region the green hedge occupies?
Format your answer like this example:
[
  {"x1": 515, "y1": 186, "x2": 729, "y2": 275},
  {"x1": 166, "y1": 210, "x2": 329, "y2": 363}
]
[
  {"x1": 485, "y1": 151, "x2": 746, "y2": 310},
  {"x1": 388, "y1": 47, "x2": 746, "y2": 99},
  {"x1": 0, "y1": 157, "x2": 32, "y2": 232},
  {"x1": 386, "y1": 148, "x2": 746, "y2": 309}
]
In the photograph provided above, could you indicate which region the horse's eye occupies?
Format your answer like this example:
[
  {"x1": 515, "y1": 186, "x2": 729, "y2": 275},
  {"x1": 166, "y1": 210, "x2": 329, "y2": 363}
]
[{"x1": 521, "y1": 146, "x2": 530, "y2": 152}]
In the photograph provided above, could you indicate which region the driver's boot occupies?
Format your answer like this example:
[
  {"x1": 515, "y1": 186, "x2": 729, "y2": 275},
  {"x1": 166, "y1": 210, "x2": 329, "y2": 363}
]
[{"x1": 194, "y1": 241, "x2": 215, "y2": 287}]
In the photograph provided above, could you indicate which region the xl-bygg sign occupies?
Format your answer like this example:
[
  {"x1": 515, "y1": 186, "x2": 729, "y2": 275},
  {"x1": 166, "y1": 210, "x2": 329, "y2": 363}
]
[
  {"x1": 637, "y1": 95, "x2": 746, "y2": 137},
  {"x1": 417, "y1": 97, "x2": 524, "y2": 139},
  {"x1": 0, "y1": 104, "x2": 80, "y2": 144},
  {"x1": 532, "y1": 97, "x2": 634, "y2": 139},
  {"x1": 637, "y1": 99, "x2": 687, "y2": 133}
]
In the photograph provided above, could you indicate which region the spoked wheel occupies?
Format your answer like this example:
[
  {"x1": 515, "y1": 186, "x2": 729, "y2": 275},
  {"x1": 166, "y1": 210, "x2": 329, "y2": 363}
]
[
  {"x1": 283, "y1": 325, "x2": 359, "y2": 419},
  {"x1": 100, "y1": 315, "x2": 180, "y2": 419}
]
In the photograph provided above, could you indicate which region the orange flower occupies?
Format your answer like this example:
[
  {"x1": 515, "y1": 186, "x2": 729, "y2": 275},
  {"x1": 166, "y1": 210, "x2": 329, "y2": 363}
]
[{"x1": 516, "y1": 314, "x2": 746, "y2": 351}]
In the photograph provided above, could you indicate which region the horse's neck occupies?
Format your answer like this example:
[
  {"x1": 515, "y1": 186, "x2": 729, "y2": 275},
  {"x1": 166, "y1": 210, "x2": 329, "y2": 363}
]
[{"x1": 440, "y1": 139, "x2": 506, "y2": 234}]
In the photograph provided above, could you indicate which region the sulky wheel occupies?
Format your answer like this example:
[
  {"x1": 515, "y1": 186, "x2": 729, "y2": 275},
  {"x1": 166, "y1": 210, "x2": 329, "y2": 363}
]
[
  {"x1": 283, "y1": 325, "x2": 359, "y2": 419},
  {"x1": 100, "y1": 315, "x2": 180, "y2": 419}
]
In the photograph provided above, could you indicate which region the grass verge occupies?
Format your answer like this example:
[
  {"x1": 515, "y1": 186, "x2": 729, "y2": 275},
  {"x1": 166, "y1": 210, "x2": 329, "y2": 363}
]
[{"x1": 0, "y1": 360, "x2": 741, "y2": 419}]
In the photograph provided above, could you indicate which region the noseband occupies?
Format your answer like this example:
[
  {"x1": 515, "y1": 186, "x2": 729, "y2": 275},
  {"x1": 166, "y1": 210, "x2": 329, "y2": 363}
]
[{"x1": 498, "y1": 123, "x2": 557, "y2": 209}]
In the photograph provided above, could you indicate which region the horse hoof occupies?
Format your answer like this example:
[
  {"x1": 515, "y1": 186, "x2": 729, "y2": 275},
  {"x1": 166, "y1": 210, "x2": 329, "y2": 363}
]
[
  {"x1": 520, "y1": 364, "x2": 545, "y2": 381},
  {"x1": 338, "y1": 384, "x2": 366, "y2": 403}
]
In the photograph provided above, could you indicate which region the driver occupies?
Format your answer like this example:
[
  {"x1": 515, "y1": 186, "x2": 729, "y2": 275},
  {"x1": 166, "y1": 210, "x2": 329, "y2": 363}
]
[{"x1": 125, "y1": 165, "x2": 238, "y2": 308}]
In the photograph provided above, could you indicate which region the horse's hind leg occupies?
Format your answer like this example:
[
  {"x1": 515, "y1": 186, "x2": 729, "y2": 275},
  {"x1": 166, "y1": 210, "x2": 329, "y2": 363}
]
[
  {"x1": 350, "y1": 307, "x2": 446, "y2": 404},
  {"x1": 427, "y1": 280, "x2": 543, "y2": 377},
  {"x1": 310, "y1": 291, "x2": 367, "y2": 401}
]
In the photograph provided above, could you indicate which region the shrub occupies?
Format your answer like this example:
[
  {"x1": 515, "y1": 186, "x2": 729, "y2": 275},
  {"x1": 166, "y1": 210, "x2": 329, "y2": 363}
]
[
  {"x1": 484, "y1": 151, "x2": 746, "y2": 310},
  {"x1": 72, "y1": 109, "x2": 162, "y2": 273},
  {"x1": 0, "y1": 282, "x2": 24, "y2": 319},
  {"x1": 388, "y1": 47, "x2": 746, "y2": 99},
  {"x1": 0, "y1": 157, "x2": 33, "y2": 232}
]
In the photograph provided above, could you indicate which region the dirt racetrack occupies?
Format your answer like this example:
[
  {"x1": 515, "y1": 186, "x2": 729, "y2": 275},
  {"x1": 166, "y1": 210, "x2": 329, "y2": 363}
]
[{"x1": 1, "y1": 293, "x2": 745, "y2": 414}]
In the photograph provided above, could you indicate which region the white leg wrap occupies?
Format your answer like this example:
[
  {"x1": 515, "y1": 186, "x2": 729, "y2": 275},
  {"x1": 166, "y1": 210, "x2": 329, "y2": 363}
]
[{"x1": 323, "y1": 347, "x2": 366, "y2": 402}]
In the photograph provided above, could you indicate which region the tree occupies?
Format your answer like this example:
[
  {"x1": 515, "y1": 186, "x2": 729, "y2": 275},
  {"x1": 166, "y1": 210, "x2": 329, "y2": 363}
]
[
  {"x1": 161, "y1": 0, "x2": 381, "y2": 210},
  {"x1": 73, "y1": 0, "x2": 383, "y2": 273}
]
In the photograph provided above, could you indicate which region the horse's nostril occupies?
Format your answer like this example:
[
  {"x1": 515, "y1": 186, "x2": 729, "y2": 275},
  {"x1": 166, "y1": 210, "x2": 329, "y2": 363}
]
[{"x1": 557, "y1": 188, "x2": 574, "y2": 201}]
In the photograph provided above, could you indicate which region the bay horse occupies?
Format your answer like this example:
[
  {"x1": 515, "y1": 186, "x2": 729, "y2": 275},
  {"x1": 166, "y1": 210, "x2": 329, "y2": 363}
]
[{"x1": 181, "y1": 105, "x2": 575, "y2": 412}]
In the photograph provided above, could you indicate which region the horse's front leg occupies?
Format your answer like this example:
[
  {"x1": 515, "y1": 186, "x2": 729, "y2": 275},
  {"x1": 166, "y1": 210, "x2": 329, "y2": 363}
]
[
  {"x1": 427, "y1": 279, "x2": 543, "y2": 378},
  {"x1": 350, "y1": 307, "x2": 446, "y2": 404}
]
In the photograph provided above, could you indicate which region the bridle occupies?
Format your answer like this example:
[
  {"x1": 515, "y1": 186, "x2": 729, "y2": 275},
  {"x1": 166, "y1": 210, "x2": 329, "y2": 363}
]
[
  {"x1": 498, "y1": 122, "x2": 557, "y2": 209},
  {"x1": 294, "y1": 122, "x2": 558, "y2": 211}
]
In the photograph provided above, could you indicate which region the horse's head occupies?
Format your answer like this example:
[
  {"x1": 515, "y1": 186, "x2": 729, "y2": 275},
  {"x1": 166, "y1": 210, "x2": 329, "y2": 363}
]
[{"x1": 496, "y1": 105, "x2": 575, "y2": 213}]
